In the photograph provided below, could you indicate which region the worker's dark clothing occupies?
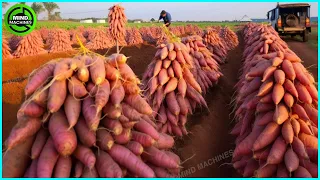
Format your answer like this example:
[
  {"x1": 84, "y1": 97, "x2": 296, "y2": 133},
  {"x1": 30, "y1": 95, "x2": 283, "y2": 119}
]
[{"x1": 159, "y1": 12, "x2": 171, "y2": 27}]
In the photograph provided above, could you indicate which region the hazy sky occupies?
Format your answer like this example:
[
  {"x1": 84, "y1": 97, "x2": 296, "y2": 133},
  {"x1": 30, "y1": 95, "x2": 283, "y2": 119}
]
[{"x1": 3, "y1": 2, "x2": 318, "y2": 21}]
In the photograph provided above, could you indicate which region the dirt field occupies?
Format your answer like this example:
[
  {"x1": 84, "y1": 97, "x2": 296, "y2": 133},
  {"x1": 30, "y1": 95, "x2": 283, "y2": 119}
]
[{"x1": 2, "y1": 32, "x2": 318, "y2": 177}]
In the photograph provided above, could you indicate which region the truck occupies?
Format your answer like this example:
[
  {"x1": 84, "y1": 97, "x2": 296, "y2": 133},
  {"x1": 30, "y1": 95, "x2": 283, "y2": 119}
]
[{"x1": 267, "y1": 3, "x2": 311, "y2": 42}]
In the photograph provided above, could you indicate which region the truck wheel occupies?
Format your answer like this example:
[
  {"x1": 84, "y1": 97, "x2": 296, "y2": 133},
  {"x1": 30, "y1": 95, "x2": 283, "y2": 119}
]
[{"x1": 302, "y1": 31, "x2": 308, "y2": 42}]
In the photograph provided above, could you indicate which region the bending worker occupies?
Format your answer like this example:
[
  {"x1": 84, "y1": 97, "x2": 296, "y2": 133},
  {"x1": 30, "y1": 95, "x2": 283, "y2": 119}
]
[{"x1": 158, "y1": 10, "x2": 171, "y2": 27}]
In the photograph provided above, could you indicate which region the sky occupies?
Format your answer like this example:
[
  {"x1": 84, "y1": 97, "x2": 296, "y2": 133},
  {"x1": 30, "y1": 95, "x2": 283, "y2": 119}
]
[{"x1": 3, "y1": 2, "x2": 318, "y2": 21}]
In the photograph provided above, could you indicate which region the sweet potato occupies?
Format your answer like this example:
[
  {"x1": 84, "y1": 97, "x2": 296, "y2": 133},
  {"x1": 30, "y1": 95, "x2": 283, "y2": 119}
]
[
  {"x1": 54, "y1": 61, "x2": 73, "y2": 81},
  {"x1": 143, "y1": 146, "x2": 179, "y2": 169},
  {"x1": 254, "y1": 164, "x2": 277, "y2": 178},
  {"x1": 281, "y1": 60, "x2": 295, "y2": 81},
  {"x1": 101, "y1": 118, "x2": 123, "y2": 136},
  {"x1": 131, "y1": 131, "x2": 155, "y2": 147},
  {"x1": 73, "y1": 144, "x2": 96, "y2": 169},
  {"x1": 273, "y1": 103, "x2": 289, "y2": 125},
  {"x1": 37, "y1": 137, "x2": 59, "y2": 178},
  {"x1": 81, "y1": 167, "x2": 98, "y2": 177},
  {"x1": 125, "y1": 94, "x2": 153, "y2": 115},
  {"x1": 83, "y1": 97, "x2": 101, "y2": 131},
  {"x1": 53, "y1": 156, "x2": 72, "y2": 177},
  {"x1": 74, "y1": 117, "x2": 96, "y2": 147},
  {"x1": 283, "y1": 79, "x2": 298, "y2": 97},
  {"x1": 293, "y1": 166, "x2": 312, "y2": 178},
  {"x1": 48, "y1": 79, "x2": 67, "y2": 113},
  {"x1": 96, "y1": 129, "x2": 114, "y2": 151},
  {"x1": 178, "y1": 78, "x2": 187, "y2": 98},
  {"x1": 276, "y1": 163, "x2": 289, "y2": 178},
  {"x1": 126, "y1": 141, "x2": 144, "y2": 156},
  {"x1": 267, "y1": 137, "x2": 286, "y2": 164},
  {"x1": 243, "y1": 159, "x2": 259, "y2": 177},
  {"x1": 19, "y1": 101, "x2": 45, "y2": 118},
  {"x1": 64, "y1": 94, "x2": 81, "y2": 128},
  {"x1": 134, "y1": 119, "x2": 160, "y2": 140},
  {"x1": 291, "y1": 118, "x2": 301, "y2": 136},
  {"x1": 68, "y1": 76, "x2": 87, "y2": 98},
  {"x1": 281, "y1": 120, "x2": 293, "y2": 144},
  {"x1": 95, "y1": 150, "x2": 122, "y2": 178},
  {"x1": 24, "y1": 159, "x2": 38, "y2": 178},
  {"x1": 90, "y1": 56, "x2": 106, "y2": 85},
  {"x1": 299, "y1": 133, "x2": 318, "y2": 149},
  {"x1": 166, "y1": 92, "x2": 180, "y2": 115},
  {"x1": 25, "y1": 63, "x2": 56, "y2": 96},
  {"x1": 295, "y1": 82, "x2": 312, "y2": 104},
  {"x1": 3, "y1": 135, "x2": 35, "y2": 177},
  {"x1": 31, "y1": 128, "x2": 49, "y2": 159},
  {"x1": 105, "y1": 62, "x2": 120, "y2": 81},
  {"x1": 164, "y1": 77, "x2": 178, "y2": 94},
  {"x1": 253, "y1": 122, "x2": 280, "y2": 151},
  {"x1": 6, "y1": 117, "x2": 41, "y2": 150},
  {"x1": 114, "y1": 128, "x2": 131, "y2": 144},
  {"x1": 154, "y1": 133, "x2": 174, "y2": 149},
  {"x1": 284, "y1": 147, "x2": 299, "y2": 172},
  {"x1": 95, "y1": 80, "x2": 110, "y2": 112},
  {"x1": 109, "y1": 144, "x2": 155, "y2": 177},
  {"x1": 272, "y1": 84, "x2": 284, "y2": 105}
]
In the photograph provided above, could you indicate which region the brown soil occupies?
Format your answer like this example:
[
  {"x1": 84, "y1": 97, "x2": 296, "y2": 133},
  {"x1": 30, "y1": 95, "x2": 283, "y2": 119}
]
[{"x1": 3, "y1": 51, "x2": 77, "y2": 81}]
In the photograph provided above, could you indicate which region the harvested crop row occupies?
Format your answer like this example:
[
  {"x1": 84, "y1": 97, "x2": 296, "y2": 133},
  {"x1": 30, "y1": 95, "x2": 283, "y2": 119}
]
[
  {"x1": 85, "y1": 29, "x2": 115, "y2": 50},
  {"x1": 3, "y1": 38, "x2": 13, "y2": 59},
  {"x1": 203, "y1": 28, "x2": 228, "y2": 63},
  {"x1": 231, "y1": 23, "x2": 318, "y2": 178},
  {"x1": 47, "y1": 29, "x2": 73, "y2": 53},
  {"x1": 219, "y1": 26, "x2": 239, "y2": 51},
  {"x1": 108, "y1": 5, "x2": 127, "y2": 40},
  {"x1": 142, "y1": 41, "x2": 207, "y2": 136},
  {"x1": 39, "y1": 27, "x2": 50, "y2": 42},
  {"x1": 182, "y1": 35, "x2": 223, "y2": 94},
  {"x1": 3, "y1": 53, "x2": 180, "y2": 178},
  {"x1": 69, "y1": 29, "x2": 87, "y2": 46},
  {"x1": 126, "y1": 27, "x2": 143, "y2": 46},
  {"x1": 13, "y1": 31, "x2": 47, "y2": 58}
]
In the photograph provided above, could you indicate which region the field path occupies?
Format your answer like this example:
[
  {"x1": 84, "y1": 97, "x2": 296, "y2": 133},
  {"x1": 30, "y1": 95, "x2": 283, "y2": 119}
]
[{"x1": 175, "y1": 33, "x2": 244, "y2": 177}]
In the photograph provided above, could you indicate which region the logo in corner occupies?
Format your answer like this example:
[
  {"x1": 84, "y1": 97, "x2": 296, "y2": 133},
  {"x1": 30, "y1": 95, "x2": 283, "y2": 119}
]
[{"x1": 5, "y1": 4, "x2": 37, "y2": 36}]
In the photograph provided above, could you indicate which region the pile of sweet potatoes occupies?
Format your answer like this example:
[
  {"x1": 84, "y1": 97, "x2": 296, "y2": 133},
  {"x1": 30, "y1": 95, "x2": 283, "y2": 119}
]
[
  {"x1": 12, "y1": 31, "x2": 47, "y2": 58},
  {"x1": 69, "y1": 29, "x2": 87, "y2": 46},
  {"x1": 85, "y1": 29, "x2": 115, "y2": 50},
  {"x1": 108, "y1": 5, "x2": 127, "y2": 40},
  {"x1": 126, "y1": 27, "x2": 143, "y2": 46},
  {"x1": 142, "y1": 41, "x2": 207, "y2": 136},
  {"x1": 231, "y1": 23, "x2": 318, "y2": 178},
  {"x1": 3, "y1": 38, "x2": 13, "y2": 59},
  {"x1": 203, "y1": 28, "x2": 228, "y2": 63},
  {"x1": 3, "y1": 53, "x2": 180, "y2": 178},
  {"x1": 219, "y1": 26, "x2": 239, "y2": 51},
  {"x1": 46, "y1": 29, "x2": 73, "y2": 53},
  {"x1": 182, "y1": 35, "x2": 223, "y2": 93}
]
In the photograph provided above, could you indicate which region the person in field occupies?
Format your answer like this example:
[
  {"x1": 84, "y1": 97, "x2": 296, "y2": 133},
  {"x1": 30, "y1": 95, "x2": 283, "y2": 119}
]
[{"x1": 158, "y1": 10, "x2": 172, "y2": 27}]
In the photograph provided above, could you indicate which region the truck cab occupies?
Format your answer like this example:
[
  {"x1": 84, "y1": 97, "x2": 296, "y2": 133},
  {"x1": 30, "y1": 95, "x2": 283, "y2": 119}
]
[{"x1": 267, "y1": 3, "x2": 311, "y2": 42}]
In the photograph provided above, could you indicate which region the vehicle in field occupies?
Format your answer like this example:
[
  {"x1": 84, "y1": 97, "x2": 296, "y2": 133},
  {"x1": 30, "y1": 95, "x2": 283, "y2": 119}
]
[{"x1": 267, "y1": 3, "x2": 311, "y2": 42}]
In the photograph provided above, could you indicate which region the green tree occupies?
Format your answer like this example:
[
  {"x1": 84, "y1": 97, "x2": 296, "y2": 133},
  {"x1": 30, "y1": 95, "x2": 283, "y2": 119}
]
[
  {"x1": 150, "y1": 18, "x2": 155, "y2": 22},
  {"x1": 2, "y1": 2, "x2": 9, "y2": 8},
  {"x1": 43, "y1": 2, "x2": 59, "y2": 20},
  {"x1": 31, "y1": 2, "x2": 45, "y2": 18},
  {"x1": 19, "y1": 2, "x2": 26, "y2": 4}
]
